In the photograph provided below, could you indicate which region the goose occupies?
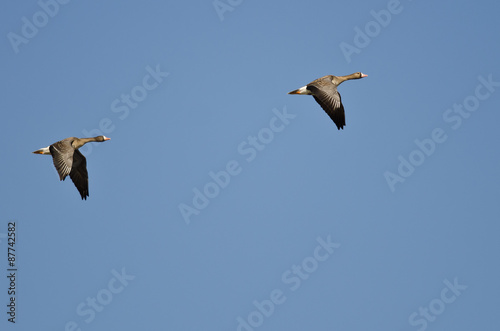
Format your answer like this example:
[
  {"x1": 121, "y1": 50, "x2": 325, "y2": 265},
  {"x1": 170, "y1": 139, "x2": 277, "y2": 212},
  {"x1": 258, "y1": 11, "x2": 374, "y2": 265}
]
[
  {"x1": 32, "y1": 136, "x2": 110, "y2": 200},
  {"x1": 288, "y1": 72, "x2": 367, "y2": 130}
]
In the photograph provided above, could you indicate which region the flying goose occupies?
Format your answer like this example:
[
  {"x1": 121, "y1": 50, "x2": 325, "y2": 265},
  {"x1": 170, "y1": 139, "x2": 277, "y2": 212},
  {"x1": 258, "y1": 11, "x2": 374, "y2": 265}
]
[
  {"x1": 288, "y1": 72, "x2": 367, "y2": 130},
  {"x1": 33, "y1": 136, "x2": 110, "y2": 200}
]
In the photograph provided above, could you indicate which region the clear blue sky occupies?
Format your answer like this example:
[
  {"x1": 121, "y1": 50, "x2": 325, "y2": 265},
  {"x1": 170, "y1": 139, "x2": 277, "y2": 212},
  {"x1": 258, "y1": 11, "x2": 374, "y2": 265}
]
[{"x1": 1, "y1": 1, "x2": 499, "y2": 330}]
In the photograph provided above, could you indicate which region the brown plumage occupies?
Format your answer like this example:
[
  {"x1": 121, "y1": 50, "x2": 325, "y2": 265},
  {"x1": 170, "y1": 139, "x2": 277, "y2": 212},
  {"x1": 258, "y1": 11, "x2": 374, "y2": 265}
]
[
  {"x1": 32, "y1": 136, "x2": 110, "y2": 200},
  {"x1": 288, "y1": 72, "x2": 367, "y2": 130}
]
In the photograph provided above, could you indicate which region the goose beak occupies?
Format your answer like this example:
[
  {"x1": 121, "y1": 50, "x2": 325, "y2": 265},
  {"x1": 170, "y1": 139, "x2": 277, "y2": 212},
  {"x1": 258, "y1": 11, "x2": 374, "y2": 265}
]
[
  {"x1": 103, "y1": 137, "x2": 111, "y2": 141},
  {"x1": 288, "y1": 86, "x2": 310, "y2": 95},
  {"x1": 361, "y1": 73, "x2": 368, "y2": 78},
  {"x1": 32, "y1": 147, "x2": 51, "y2": 155}
]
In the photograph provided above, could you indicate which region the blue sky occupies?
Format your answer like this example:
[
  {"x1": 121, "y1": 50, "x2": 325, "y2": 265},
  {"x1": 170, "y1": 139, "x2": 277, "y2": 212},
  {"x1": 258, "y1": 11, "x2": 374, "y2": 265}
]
[{"x1": 1, "y1": 0, "x2": 499, "y2": 330}]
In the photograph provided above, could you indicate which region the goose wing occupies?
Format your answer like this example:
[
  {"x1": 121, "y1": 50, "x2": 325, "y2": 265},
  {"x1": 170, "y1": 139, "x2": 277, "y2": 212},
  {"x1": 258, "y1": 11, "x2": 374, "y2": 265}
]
[
  {"x1": 69, "y1": 150, "x2": 89, "y2": 200},
  {"x1": 49, "y1": 140, "x2": 74, "y2": 181},
  {"x1": 308, "y1": 83, "x2": 346, "y2": 130}
]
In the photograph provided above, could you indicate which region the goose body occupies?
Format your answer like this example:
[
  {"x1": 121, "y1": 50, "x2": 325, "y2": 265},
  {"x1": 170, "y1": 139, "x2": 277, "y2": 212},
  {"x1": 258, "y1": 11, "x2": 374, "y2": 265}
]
[
  {"x1": 33, "y1": 136, "x2": 110, "y2": 200},
  {"x1": 288, "y1": 72, "x2": 367, "y2": 130}
]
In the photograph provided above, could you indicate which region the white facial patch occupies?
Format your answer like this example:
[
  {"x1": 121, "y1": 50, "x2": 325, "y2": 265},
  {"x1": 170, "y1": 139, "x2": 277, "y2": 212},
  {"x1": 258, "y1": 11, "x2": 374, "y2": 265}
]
[{"x1": 299, "y1": 86, "x2": 312, "y2": 95}]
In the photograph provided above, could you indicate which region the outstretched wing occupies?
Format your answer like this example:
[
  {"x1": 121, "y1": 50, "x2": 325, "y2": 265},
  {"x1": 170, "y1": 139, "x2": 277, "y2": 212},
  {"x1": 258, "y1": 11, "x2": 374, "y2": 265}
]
[
  {"x1": 69, "y1": 150, "x2": 89, "y2": 200},
  {"x1": 50, "y1": 140, "x2": 74, "y2": 181},
  {"x1": 308, "y1": 84, "x2": 346, "y2": 130}
]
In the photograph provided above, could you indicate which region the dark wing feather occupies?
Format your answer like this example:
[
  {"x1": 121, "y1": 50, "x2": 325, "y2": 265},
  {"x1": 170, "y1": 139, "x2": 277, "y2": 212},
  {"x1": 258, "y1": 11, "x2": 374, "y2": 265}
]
[
  {"x1": 308, "y1": 84, "x2": 346, "y2": 130},
  {"x1": 49, "y1": 140, "x2": 74, "y2": 180},
  {"x1": 69, "y1": 150, "x2": 89, "y2": 200}
]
